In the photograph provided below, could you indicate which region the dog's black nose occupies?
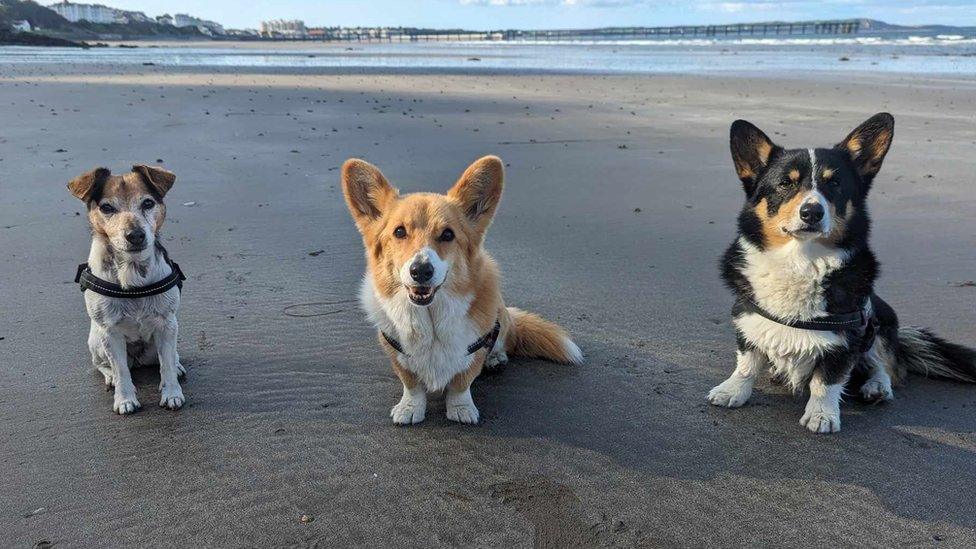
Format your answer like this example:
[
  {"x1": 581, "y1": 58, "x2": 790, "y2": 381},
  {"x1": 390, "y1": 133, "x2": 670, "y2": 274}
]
[
  {"x1": 409, "y1": 261, "x2": 435, "y2": 284},
  {"x1": 124, "y1": 228, "x2": 146, "y2": 246},
  {"x1": 799, "y1": 203, "x2": 824, "y2": 224}
]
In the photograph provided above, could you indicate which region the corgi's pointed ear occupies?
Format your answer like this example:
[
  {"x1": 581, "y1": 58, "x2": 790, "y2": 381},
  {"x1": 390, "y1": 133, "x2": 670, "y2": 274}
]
[
  {"x1": 730, "y1": 120, "x2": 781, "y2": 195},
  {"x1": 341, "y1": 159, "x2": 398, "y2": 233},
  {"x1": 836, "y1": 113, "x2": 894, "y2": 188},
  {"x1": 133, "y1": 164, "x2": 176, "y2": 198},
  {"x1": 448, "y1": 156, "x2": 504, "y2": 233},
  {"x1": 67, "y1": 167, "x2": 111, "y2": 203}
]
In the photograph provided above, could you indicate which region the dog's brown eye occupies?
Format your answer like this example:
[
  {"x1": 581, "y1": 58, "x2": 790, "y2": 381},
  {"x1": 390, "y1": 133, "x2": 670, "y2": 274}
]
[
  {"x1": 141, "y1": 199, "x2": 156, "y2": 210},
  {"x1": 393, "y1": 226, "x2": 407, "y2": 239},
  {"x1": 99, "y1": 203, "x2": 116, "y2": 214},
  {"x1": 438, "y1": 228, "x2": 455, "y2": 242}
]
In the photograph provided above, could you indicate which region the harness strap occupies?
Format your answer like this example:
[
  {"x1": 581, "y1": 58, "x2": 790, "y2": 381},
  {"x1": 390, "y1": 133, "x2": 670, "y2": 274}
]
[
  {"x1": 75, "y1": 245, "x2": 185, "y2": 298},
  {"x1": 738, "y1": 297, "x2": 878, "y2": 352},
  {"x1": 739, "y1": 298, "x2": 865, "y2": 331},
  {"x1": 383, "y1": 319, "x2": 502, "y2": 364}
]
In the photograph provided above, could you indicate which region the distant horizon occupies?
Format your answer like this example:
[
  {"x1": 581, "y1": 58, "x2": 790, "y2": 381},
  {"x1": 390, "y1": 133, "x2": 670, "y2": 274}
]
[{"x1": 49, "y1": 1, "x2": 976, "y2": 31}]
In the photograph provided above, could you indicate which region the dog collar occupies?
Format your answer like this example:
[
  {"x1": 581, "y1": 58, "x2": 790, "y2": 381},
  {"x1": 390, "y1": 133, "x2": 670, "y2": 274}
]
[
  {"x1": 737, "y1": 296, "x2": 878, "y2": 351},
  {"x1": 382, "y1": 319, "x2": 501, "y2": 361},
  {"x1": 75, "y1": 243, "x2": 185, "y2": 298}
]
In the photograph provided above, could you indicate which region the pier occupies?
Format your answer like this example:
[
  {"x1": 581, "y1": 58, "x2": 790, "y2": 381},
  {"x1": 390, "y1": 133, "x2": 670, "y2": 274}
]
[{"x1": 257, "y1": 19, "x2": 863, "y2": 43}]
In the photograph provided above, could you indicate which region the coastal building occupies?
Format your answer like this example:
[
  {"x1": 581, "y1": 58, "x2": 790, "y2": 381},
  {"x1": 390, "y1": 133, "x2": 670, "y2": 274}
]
[
  {"x1": 260, "y1": 19, "x2": 307, "y2": 38},
  {"x1": 172, "y1": 13, "x2": 225, "y2": 35},
  {"x1": 47, "y1": 1, "x2": 149, "y2": 24},
  {"x1": 48, "y1": 1, "x2": 117, "y2": 23}
]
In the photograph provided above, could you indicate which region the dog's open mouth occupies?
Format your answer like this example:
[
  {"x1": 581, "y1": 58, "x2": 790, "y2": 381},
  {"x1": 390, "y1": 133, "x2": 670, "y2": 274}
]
[{"x1": 407, "y1": 285, "x2": 439, "y2": 306}]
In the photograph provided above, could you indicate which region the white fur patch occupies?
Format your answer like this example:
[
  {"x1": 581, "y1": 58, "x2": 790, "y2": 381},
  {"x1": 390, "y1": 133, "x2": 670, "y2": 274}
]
[
  {"x1": 361, "y1": 274, "x2": 480, "y2": 392},
  {"x1": 391, "y1": 383, "x2": 427, "y2": 425},
  {"x1": 800, "y1": 374, "x2": 846, "y2": 434},
  {"x1": 735, "y1": 238, "x2": 850, "y2": 390},
  {"x1": 708, "y1": 349, "x2": 766, "y2": 408},
  {"x1": 445, "y1": 387, "x2": 479, "y2": 424}
]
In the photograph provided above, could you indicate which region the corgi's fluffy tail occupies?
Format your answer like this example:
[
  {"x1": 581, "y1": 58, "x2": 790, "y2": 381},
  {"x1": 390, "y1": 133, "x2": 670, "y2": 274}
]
[
  {"x1": 505, "y1": 307, "x2": 583, "y2": 365},
  {"x1": 897, "y1": 326, "x2": 976, "y2": 383}
]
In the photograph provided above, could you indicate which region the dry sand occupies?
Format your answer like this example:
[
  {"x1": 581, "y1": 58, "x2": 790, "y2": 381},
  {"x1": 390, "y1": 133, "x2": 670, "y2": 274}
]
[{"x1": 1, "y1": 62, "x2": 975, "y2": 548}]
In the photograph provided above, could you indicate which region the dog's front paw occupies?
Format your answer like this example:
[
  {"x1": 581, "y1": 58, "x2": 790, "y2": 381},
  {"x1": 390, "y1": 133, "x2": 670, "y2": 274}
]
[
  {"x1": 707, "y1": 377, "x2": 753, "y2": 408},
  {"x1": 860, "y1": 378, "x2": 893, "y2": 402},
  {"x1": 391, "y1": 400, "x2": 426, "y2": 425},
  {"x1": 160, "y1": 384, "x2": 185, "y2": 410},
  {"x1": 800, "y1": 409, "x2": 841, "y2": 434},
  {"x1": 445, "y1": 389, "x2": 479, "y2": 424},
  {"x1": 446, "y1": 402, "x2": 480, "y2": 424},
  {"x1": 113, "y1": 394, "x2": 141, "y2": 415}
]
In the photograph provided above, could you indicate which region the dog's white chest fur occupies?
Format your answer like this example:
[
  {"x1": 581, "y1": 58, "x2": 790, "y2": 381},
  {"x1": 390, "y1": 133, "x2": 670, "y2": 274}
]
[
  {"x1": 360, "y1": 275, "x2": 480, "y2": 392},
  {"x1": 734, "y1": 239, "x2": 850, "y2": 380}
]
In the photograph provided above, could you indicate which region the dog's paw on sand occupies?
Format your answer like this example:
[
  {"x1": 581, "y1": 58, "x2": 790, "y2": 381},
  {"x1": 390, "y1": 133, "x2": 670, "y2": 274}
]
[
  {"x1": 706, "y1": 377, "x2": 753, "y2": 408},
  {"x1": 445, "y1": 390, "x2": 479, "y2": 424},
  {"x1": 159, "y1": 385, "x2": 185, "y2": 410},
  {"x1": 800, "y1": 408, "x2": 841, "y2": 434},
  {"x1": 391, "y1": 401, "x2": 426, "y2": 425},
  {"x1": 484, "y1": 350, "x2": 508, "y2": 373},
  {"x1": 113, "y1": 395, "x2": 141, "y2": 415},
  {"x1": 860, "y1": 378, "x2": 893, "y2": 402}
]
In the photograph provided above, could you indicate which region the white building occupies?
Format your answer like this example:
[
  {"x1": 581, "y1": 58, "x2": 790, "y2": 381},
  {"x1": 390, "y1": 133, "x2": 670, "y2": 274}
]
[
  {"x1": 11, "y1": 20, "x2": 32, "y2": 32},
  {"x1": 47, "y1": 1, "x2": 150, "y2": 24},
  {"x1": 260, "y1": 19, "x2": 307, "y2": 38},
  {"x1": 48, "y1": 1, "x2": 118, "y2": 24},
  {"x1": 172, "y1": 13, "x2": 224, "y2": 35}
]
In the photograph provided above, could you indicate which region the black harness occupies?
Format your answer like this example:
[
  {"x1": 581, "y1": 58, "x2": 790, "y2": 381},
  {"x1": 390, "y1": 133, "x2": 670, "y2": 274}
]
[
  {"x1": 382, "y1": 319, "x2": 502, "y2": 365},
  {"x1": 75, "y1": 244, "x2": 185, "y2": 298},
  {"x1": 738, "y1": 295, "x2": 879, "y2": 352}
]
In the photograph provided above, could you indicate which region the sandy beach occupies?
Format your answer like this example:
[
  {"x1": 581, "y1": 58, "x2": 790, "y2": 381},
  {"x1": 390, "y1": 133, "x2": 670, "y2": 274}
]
[{"x1": 1, "y1": 61, "x2": 975, "y2": 547}]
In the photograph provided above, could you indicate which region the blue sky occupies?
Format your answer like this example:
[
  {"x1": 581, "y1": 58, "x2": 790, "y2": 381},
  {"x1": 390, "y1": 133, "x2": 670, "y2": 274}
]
[{"x1": 108, "y1": 1, "x2": 976, "y2": 30}]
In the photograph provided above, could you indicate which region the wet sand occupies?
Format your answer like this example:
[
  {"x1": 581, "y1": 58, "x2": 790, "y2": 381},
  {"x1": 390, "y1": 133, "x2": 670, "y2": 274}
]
[{"x1": 1, "y1": 63, "x2": 975, "y2": 547}]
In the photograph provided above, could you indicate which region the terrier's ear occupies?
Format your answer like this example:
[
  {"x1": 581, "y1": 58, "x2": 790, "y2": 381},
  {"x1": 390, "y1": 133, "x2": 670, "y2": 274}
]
[
  {"x1": 447, "y1": 156, "x2": 504, "y2": 235},
  {"x1": 67, "y1": 167, "x2": 111, "y2": 203},
  {"x1": 730, "y1": 120, "x2": 781, "y2": 196},
  {"x1": 836, "y1": 113, "x2": 894, "y2": 188},
  {"x1": 341, "y1": 159, "x2": 398, "y2": 234},
  {"x1": 133, "y1": 164, "x2": 177, "y2": 198}
]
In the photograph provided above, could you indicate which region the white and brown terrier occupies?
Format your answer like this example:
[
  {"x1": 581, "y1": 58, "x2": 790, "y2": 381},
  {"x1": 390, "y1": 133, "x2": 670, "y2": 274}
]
[
  {"x1": 341, "y1": 156, "x2": 583, "y2": 425},
  {"x1": 68, "y1": 165, "x2": 186, "y2": 414}
]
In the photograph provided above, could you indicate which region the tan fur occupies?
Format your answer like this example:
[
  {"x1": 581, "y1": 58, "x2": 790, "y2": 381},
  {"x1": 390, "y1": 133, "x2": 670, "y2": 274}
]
[
  {"x1": 754, "y1": 195, "x2": 805, "y2": 248},
  {"x1": 788, "y1": 168, "x2": 800, "y2": 182},
  {"x1": 821, "y1": 168, "x2": 834, "y2": 181},
  {"x1": 448, "y1": 357, "x2": 484, "y2": 393}
]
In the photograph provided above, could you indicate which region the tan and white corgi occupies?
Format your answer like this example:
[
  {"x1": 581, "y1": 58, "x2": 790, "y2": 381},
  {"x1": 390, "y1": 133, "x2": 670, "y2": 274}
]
[{"x1": 341, "y1": 156, "x2": 583, "y2": 425}]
